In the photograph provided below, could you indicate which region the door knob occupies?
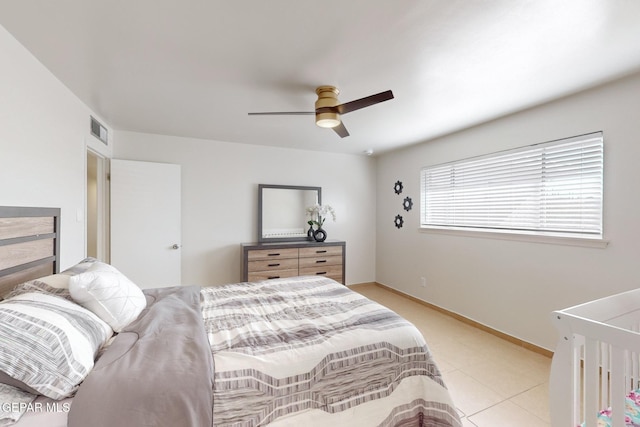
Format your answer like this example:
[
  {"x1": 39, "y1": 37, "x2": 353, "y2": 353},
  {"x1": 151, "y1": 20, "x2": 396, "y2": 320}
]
[{"x1": 171, "y1": 244, "x2": 181, "y2": 250}]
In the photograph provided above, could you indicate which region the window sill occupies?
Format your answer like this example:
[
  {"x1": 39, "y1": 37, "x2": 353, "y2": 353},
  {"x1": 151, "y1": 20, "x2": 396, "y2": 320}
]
[{"x1": 419, "y1": 226, "x2": 609, "y2": 249}]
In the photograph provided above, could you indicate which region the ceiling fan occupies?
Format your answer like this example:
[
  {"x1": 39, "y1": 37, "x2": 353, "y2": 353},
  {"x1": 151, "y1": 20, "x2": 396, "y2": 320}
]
[{"x1": 248, "y1": 86, "x2": 394, "y2": 138}]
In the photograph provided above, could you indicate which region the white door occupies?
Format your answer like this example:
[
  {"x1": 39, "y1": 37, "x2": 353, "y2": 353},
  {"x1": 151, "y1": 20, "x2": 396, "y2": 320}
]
[{"x1": 110, "y1": 159, "x2": 181, "y2": 288}]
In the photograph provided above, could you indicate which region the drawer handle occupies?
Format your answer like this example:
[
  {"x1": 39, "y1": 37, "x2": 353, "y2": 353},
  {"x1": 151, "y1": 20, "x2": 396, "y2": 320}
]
[
  {"x1": 316, "y1": 260, "x2": 327, "y2": 264},
  {"x1": 316, "y1": 272, "x2": 327, "y2": 275},
  {"x1": 267, "y1": 253, "x2": 280, "y2": 257},
  {"x1": 316, "y1": 250, "x2": 327, "y2": 253},
  {"x1": 268, "y1": 276, "x2": 280, "y2": 279},
  {"x1": 268, "y1": 263, "x2": 280, "y2": 267}
]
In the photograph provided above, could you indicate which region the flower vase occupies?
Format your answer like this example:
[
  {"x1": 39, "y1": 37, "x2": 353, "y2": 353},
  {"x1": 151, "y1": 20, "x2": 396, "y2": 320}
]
[
  {"x1": 307, "y1": 225, "x2": 315, "y2": 241},
  {"x1": 313, "y1": 227, "x2": 327, "y2": 242}
]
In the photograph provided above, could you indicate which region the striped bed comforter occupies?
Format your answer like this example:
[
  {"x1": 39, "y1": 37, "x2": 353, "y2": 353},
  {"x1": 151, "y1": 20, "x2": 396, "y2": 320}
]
[{"x1": 201, "y1": 276, "x2": 461, "y2": 427}]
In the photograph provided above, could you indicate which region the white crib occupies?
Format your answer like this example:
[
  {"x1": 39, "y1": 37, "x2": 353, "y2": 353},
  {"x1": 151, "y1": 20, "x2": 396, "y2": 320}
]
[{"x1": 550, "y1": 288, "x2": 640, "y2": 427}]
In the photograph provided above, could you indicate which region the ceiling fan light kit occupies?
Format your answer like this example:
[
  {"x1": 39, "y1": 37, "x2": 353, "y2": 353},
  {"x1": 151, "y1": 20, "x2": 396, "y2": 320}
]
[
  {"x1": 248, "y1": 85, "x2": 394, "y2": 138},
  {"x1": 314, "y1": 86, "x2": 341, "y2": 128},
  {"x1": 315, "y1": 115, "x2": 340, "y2": 128}
]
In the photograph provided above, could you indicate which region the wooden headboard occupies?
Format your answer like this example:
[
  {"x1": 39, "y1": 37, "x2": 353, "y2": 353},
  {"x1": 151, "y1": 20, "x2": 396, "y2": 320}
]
[{"x1": 0, "y1": 206, "x2": 61, "y2": 297}]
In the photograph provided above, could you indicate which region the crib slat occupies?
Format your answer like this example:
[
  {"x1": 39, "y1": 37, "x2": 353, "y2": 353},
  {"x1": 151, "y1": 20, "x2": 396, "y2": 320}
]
[
  {"x1": 631, "y1": 324, "x2": 637, "y2": 390},
  {"x1": 634, "y1": 351, "x2": 640, "y2": 390},
  {"x1": 601, "y1": 342, "x2": 609, "y2": 409},
  {"x1": 573, "y1": 341, "x2": 583, "y2": 424},
  {"x1": 633, "y1": 353, "x2": 638, "y2": 390},
  {"x1": 610, "y1": 346, "x2": 626, "y2": 427},
  {"x1": 584, "y1": 338, "x2": 600, "y2": 427}
]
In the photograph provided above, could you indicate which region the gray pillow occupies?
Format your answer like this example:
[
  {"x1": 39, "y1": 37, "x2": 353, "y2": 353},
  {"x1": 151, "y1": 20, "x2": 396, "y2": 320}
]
[{"x1": 0, "y1": 292, "x2": 113, "y2": 399}]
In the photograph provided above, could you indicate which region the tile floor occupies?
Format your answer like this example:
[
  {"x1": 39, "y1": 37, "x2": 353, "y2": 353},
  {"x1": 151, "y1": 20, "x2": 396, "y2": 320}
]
[{"x1": 352, "y1": 283, "x2": 552, "y2": 427}]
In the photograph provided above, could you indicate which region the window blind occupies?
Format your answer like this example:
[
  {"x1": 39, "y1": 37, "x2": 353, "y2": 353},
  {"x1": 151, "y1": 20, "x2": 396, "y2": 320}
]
[{"x1": 420, "y1": 132, "x2": 603, "y2": 237}]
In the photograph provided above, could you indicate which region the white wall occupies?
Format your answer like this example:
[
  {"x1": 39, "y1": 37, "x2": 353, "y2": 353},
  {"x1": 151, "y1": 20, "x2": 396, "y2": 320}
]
[
  {"x1": 0, "y1": 24, "x2": 111, "y2": 269},
  {"x1": 376, "y1": 71, "x2": 640, "y2": 351},
  {"x1": 113, "y1": 131, "x2": 377, "y2": 286}
]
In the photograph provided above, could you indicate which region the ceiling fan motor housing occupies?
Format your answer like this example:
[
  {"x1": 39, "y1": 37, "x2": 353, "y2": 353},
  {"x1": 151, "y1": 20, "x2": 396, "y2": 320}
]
[{"x1": 315, "y1": 86, "x2": 341, "y2": 128}]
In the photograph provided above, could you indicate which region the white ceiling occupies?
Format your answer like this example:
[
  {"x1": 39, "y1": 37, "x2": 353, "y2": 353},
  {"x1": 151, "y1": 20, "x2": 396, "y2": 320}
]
[{"x1": 2, "y1": 1, "x2": 640, "y2": 156}]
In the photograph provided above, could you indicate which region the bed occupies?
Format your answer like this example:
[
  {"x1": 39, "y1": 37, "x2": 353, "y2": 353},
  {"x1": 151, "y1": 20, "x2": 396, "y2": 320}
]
[
  {"x1": 0, "y1": 206, "x2": 461, "y2": 427},
  {"x1": 551, "y1": 289, "x2": 640, "y2": 427}
]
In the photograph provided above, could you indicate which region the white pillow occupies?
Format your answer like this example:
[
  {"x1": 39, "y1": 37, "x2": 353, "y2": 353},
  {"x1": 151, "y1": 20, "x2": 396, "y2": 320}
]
[{"x1": 69, "y1": 262, "x2": 146, "y2": 333}]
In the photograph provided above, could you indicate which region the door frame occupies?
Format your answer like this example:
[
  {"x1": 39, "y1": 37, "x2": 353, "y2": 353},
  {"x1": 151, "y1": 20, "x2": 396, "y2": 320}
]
[{"x1": 86, "y1": 147, "x2": 110, "y2": 262}]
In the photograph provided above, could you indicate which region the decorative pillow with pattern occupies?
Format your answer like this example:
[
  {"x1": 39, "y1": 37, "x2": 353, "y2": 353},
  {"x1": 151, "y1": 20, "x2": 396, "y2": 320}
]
[
  {"x1": 69, "y1": 262, "x2": 146, "y2": 333},
  {"x1": 4, "y1": 273, "x2": 74, "y2": 301},
  {"x1": 5, "y1": 257, "x2": 99, "y2": 301},
  {"x1": 61, "y1": 257, "x2": 99, "y2": 275},
  {"x1": 0, "y1": 292, "x2": 113, "y2": 400}
]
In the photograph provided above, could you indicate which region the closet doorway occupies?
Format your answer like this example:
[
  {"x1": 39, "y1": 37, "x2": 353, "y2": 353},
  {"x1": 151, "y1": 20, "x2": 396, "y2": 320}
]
[{"x1": 86, "y1": 149, "x2": 110, "y2": 262}]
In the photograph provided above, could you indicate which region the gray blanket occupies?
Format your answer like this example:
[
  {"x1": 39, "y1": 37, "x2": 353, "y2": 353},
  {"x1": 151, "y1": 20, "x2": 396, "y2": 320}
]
[{"x1": 68, "y1": 286, "x2": 214, "y2": 427}]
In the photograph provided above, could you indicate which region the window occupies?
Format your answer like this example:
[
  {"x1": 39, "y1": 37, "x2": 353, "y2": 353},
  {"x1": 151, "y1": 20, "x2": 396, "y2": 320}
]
[{"x1": 420, "y1": 132, "x2": 603, "y2": 239}]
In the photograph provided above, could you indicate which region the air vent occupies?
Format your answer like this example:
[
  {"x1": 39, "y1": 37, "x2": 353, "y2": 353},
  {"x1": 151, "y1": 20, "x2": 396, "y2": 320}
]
[{"x1": 90, "y1": 116, "x2": 108, "y2": 145}]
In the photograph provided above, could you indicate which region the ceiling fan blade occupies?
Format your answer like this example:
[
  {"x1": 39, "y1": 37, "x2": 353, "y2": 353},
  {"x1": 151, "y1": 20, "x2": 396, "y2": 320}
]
[
  {"x1": 248, "y1": 112, "x2": 315, "y2": 116},
  {"x1": 332, "y1": 121, "x2": 350, "y2": 138},
  {"x1": 335, "y1": 90, "x2": 394, "y2": 115}
]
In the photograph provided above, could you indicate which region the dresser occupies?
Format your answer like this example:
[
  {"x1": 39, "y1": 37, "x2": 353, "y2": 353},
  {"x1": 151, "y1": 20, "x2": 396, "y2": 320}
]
[{"x1": 241, "y1": 241, "x2": 345, "y2": 284}]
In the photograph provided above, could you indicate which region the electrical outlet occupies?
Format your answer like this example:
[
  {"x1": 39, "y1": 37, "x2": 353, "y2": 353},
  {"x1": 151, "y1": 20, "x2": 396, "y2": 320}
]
[{"x1": 420, "y1": 277, "x2": 427, "y2": 288}]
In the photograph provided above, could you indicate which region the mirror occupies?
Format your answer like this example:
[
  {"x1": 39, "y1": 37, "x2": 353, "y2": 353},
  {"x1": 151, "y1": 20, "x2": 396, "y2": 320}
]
[{"x1": 258, "y1": 184, "x2": 321, "y2": 242}]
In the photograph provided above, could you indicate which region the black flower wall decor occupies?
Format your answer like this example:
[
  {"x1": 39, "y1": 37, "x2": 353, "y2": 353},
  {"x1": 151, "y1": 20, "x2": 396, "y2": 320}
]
[
  {"x1": 394, "y1": 215, "x2": 404, "y2": 229},
  {"x1": 394, "y1": 180, "x2": 403, "y2": 195},
  {"x1": 403, "y1": 197, "x2": 413, "y2": 212}
]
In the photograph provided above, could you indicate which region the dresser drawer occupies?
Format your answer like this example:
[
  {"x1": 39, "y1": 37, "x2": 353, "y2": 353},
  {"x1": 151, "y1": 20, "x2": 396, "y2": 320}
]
[
  {"x1": 248, "y1": 269, "x2": 299, "y2": 282},
  {"x1": 299, "y1": 265, "x2": 343, "y2": 281},
  {"x1": 248, "y1": 258, "x2": 298, "y2": 272},
  {"x1": 247, "y1": 248, "x2": 298, "y2": 261},
  {"x1": 299, "y1": 245, "x2": 343, "y2": 258},
  {"x1": 298, "y1": 255, "x2": 342, "y2": 269}
]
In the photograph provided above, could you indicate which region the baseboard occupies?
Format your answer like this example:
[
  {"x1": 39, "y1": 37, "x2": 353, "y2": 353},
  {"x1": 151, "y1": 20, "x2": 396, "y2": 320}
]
[
  {"x1": 348, "y1": 282, "x2": 378, "y2": 289},
  {"x1": 350, "y1": 281, "x2": 553, "y2": 359}
]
